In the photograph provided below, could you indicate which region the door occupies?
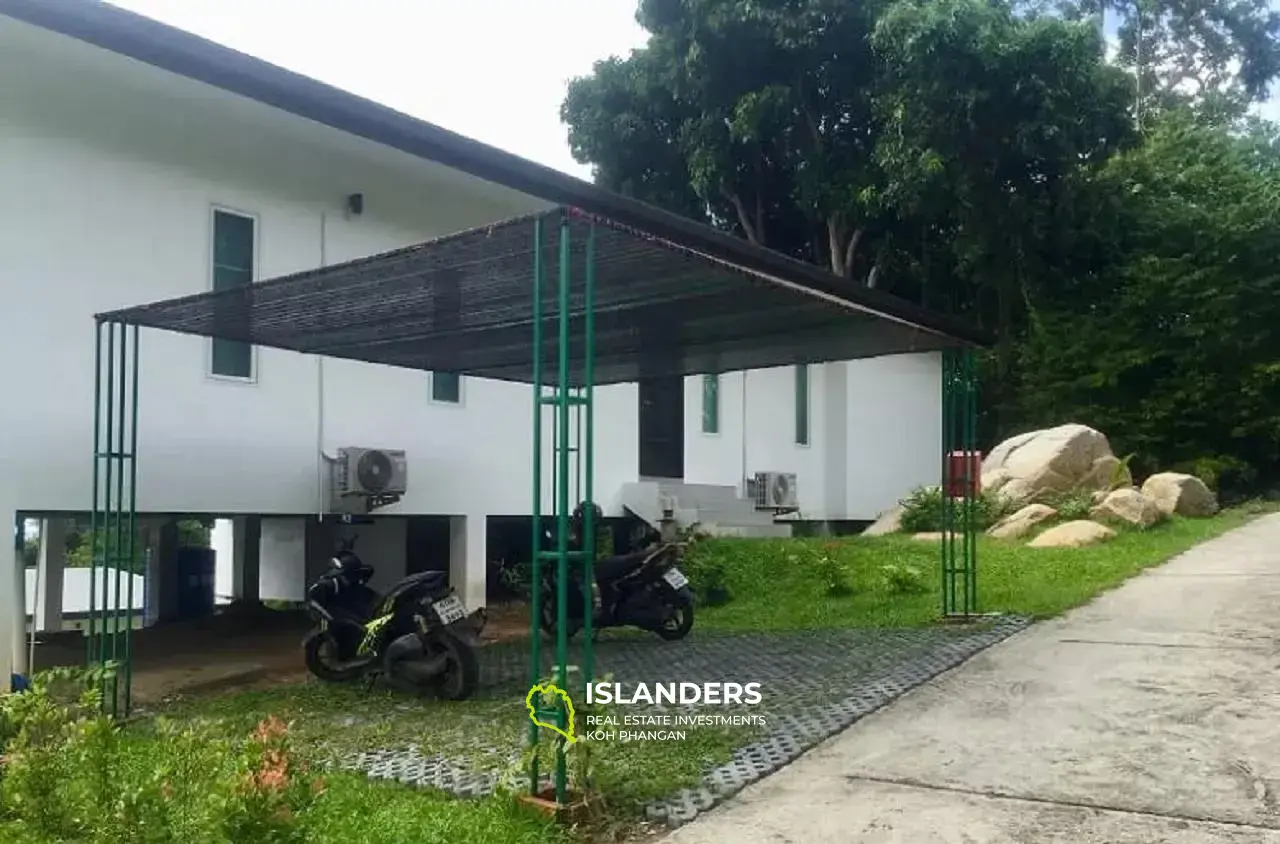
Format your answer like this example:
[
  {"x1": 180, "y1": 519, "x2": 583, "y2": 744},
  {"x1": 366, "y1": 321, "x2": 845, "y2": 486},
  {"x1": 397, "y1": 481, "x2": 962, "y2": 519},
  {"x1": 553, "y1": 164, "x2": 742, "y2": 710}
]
[{"x1": 638, "y1": 375, "x2": 684, "y2": 479}]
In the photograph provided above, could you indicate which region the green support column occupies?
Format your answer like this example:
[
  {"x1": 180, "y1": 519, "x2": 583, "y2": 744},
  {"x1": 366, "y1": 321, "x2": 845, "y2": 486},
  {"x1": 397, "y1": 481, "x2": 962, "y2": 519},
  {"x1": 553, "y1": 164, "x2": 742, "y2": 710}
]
[
  {"x1": 527, "y1": 212, "x2": 598, "y2": 806},
  {"x1": 940, "y1": 348, "x2": 979, "y2": 618},
  {"x1": 89, "y1": 319, "x2": 140, "y2": 717}
]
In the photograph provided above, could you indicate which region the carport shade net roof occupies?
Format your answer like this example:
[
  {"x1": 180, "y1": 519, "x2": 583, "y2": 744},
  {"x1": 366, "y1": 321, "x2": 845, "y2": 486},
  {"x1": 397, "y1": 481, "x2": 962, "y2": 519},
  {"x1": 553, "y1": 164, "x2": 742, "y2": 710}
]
[{"x1": 97, "y1": 208, "x2": 976, "y2": 387}]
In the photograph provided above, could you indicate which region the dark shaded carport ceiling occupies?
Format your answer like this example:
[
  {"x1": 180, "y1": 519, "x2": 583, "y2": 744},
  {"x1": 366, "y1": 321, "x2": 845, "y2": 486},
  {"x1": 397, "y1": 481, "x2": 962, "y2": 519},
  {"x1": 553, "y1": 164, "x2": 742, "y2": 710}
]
[{"x1": 99, "y1": 209, "x2": 978, "y2": 388}]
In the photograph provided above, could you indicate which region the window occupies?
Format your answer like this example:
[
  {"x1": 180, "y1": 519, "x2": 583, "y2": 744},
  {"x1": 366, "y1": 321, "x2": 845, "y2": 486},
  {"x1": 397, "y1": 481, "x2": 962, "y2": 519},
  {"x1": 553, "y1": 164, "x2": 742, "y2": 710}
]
[
  {"x1": 431, "y1": 371, "x2": 462, "y2": 404},
  {"x1": 701, "y1": 374, "x2": 720, "y2": 434},
  {"x1": 210, "y1": 209, "x2": 256, "y2": 379},
  {"x1": 794, "y1": 364, "x2": 810, "y2": 445}
]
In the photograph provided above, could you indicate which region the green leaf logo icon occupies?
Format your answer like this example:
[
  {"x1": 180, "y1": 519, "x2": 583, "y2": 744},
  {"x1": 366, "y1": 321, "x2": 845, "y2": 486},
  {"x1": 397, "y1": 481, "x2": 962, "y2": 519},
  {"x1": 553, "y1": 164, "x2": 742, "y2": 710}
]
[{"x1": 525, "y1": 683, "x2": 577, "y2": 744}]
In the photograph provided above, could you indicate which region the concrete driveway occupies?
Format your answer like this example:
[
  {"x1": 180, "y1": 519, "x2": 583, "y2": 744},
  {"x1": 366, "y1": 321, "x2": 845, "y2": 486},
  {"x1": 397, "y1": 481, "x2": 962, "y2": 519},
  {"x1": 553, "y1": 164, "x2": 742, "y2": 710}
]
[{"x1": 665, "y1": 513, "x2": 1280, "y2": 843}]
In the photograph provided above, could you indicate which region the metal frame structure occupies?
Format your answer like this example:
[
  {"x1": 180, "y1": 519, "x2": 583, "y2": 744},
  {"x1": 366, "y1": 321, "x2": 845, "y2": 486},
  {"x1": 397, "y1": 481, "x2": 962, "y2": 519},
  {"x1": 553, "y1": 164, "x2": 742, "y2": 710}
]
[
  {"x1": 526, "y1": 214, "x2": 597, "y2": 804},
  {"x1": 940, "y1": 348, "x2": 979, "y2": 618},
  {"x1": 89, "y1": 318, "x2": 141, "y2": 717},
  {"x1": 85, "y1": 203, "x2": 988, "y2": 806}
]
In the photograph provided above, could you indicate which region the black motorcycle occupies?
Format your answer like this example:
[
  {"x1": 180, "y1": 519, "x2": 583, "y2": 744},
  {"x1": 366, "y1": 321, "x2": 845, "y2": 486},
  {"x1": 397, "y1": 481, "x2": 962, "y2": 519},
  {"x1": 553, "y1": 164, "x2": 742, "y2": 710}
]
[
  {"x1": 537, "y1": 510, "x2": 695, "y2": 641},
  {"x1": 302, "y1": 536, "x2": 483, "y2": 700}
]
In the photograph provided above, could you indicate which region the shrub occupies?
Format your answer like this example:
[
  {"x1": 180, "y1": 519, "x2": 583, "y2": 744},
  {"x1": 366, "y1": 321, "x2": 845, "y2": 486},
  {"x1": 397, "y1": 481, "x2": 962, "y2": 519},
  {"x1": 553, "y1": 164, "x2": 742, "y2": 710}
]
[
  {"x1": 1172, "y1": 454, "x2": 1257, "y2": 500},
  {"x1": 899, "y1": 486, "x2": 1012, "y2": 533},
  {"x1": 1, "y1": 669, "x2": 322, "y2": 843},
  {"x1": 1047, "y1": 489, "x2": 1096, "y2": 521},
  {"x1": 814, "y1": 544, "x2": 855, "y2": 597},
  {"x1": 880, "y1": 563, "x2": 928, "y2": 595}
]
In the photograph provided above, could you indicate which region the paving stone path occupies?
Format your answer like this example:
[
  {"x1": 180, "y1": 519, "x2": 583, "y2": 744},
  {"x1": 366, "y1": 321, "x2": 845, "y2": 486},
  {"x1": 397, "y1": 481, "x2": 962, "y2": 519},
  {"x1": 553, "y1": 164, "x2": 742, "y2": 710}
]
[{"x1": 342, "y1": 617, "x2": 1030, "y2": 827}]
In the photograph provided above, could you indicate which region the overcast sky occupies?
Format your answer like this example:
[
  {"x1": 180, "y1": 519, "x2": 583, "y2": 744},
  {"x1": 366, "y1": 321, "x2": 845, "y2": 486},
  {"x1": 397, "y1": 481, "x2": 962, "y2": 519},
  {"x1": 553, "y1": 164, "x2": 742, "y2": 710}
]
[{"x1": 109, "y1": 0, "x2": 1280, "y2": 178}]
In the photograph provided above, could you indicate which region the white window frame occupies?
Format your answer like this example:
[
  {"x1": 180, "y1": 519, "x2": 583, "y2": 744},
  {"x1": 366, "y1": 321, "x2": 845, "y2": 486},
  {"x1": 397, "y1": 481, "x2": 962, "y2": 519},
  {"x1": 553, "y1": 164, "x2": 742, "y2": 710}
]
[{"x1": 205, "y1": 204, "x2": 260, "y2": 384}]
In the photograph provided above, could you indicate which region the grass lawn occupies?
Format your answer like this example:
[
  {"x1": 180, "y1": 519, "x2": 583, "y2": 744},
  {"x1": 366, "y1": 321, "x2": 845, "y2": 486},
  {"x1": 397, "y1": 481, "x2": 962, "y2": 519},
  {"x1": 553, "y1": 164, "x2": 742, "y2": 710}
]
[
  {"x1": 6, "y1": 501, "x2": 1271, "y2": 843},
  {"x1": 684, "y1": 500, "x2": 1278, "y2": 631}
]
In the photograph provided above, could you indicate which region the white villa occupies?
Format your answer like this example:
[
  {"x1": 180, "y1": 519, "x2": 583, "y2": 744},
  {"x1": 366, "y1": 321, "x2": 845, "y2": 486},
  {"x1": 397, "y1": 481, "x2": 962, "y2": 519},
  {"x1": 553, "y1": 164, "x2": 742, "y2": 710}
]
[{"x1": 0, "y1": 0, "x2": 980, "y2": 689}]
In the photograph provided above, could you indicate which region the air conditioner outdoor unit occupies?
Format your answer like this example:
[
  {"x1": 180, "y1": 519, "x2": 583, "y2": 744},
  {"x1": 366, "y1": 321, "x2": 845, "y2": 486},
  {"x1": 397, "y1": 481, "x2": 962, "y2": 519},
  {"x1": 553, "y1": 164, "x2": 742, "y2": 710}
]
[
  {"x1": 753, "y1": 471, "x2": 798, "y2": 510},
  {"x1": 333, "y1": 447, "x2": 408, "y2": 498}
]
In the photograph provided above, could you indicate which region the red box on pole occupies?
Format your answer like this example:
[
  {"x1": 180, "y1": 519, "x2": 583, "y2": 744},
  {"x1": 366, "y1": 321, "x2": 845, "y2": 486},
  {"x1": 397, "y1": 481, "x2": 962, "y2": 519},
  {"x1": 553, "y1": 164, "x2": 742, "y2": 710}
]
[{"x1": 946, "y1": 450, "x2": 982, "y2": 498}]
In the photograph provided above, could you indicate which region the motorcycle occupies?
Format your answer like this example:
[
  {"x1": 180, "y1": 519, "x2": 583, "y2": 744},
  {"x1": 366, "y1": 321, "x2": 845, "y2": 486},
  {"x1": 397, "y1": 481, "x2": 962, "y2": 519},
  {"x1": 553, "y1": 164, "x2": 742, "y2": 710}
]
[
  {"x1": 537, "y1": 506, "x2": 695, "y2": 641},
  {"x1": 302, "y1": 536, "x2": 483, "y2": 700}
]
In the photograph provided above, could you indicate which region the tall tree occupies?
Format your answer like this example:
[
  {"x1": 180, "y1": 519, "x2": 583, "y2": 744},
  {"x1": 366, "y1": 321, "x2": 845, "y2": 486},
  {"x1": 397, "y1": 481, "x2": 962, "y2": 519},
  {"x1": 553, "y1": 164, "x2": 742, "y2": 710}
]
[
  {"x1": 1058, "y1": 0, "x2": 1280, "y2": 122},
  {"x1": 1017, "y1": 113, "x2": 1280, "y2": 488}
]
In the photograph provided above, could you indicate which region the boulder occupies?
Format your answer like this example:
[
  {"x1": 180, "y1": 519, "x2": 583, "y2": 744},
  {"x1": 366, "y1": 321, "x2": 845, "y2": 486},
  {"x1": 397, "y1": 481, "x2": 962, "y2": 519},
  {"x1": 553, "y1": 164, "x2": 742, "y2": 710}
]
[
  {"x1": 982, "y1": 424, "x2": 1121, "y2": 505},
  {"x1": 912, "y1": 532, "x2": 945, "y2": 541},
  {"x1": 987, "y1": 503, "x2": 1058, "y2": 540},
  {"x1": 1141, "y1": 473, "x2": 1219, "y2": 517},
  {"x1": 1090, "y1": 488, "x2": 1163, "y2": 529},
  {"x1": 981, "y1": 468, "x2": 1013, "y2": 495},
  {"x1": 1027, "y1": 520, "x2": 1116, "y2": 548},
  {"x1": 863, "y1": 504, "x2": 904, "y2": 536}
]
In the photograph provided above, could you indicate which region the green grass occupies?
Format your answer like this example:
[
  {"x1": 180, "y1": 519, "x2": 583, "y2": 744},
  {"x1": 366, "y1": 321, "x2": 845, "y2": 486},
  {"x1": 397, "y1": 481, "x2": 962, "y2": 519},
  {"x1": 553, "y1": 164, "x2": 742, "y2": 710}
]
[
  {"x1": 11, "y1": 501, "x2": 1263, "y2": 843},
  {"x1": 684, "y1": 501, "x2": 1277, "y2": 631},
  {"x1": 144, "y1": 676, "x2": 745, "y2": 833}
]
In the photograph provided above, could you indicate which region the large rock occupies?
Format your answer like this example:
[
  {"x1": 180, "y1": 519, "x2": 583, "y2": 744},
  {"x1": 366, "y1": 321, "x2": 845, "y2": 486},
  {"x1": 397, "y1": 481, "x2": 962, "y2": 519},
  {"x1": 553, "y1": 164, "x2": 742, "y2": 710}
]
[
  {"x1": 982, "y1": 424, "x2": 1126, "y2": 505},
  {"x1": 1090, "y1": 488, "x2": 1163, "y2": 528},
  {"x1": 863, "y1": 504, "x2": 903, "y2": 536},
  {"x1": 987, "y1": 503, "x2": 1058, "y2": 540},
  {"x1": 1141, "y1": 472, "x2": 1219, "y2": 517},
  {"x1": 1027, "y1": 520, "x2": 1116, "y2": 548}
]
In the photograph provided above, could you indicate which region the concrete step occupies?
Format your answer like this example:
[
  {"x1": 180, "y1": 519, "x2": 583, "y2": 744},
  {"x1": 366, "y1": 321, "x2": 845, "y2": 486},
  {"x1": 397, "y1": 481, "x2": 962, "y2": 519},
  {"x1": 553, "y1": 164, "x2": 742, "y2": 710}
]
[{"x1": 699, "y1": 523, "x2": 793, "y2": 538}]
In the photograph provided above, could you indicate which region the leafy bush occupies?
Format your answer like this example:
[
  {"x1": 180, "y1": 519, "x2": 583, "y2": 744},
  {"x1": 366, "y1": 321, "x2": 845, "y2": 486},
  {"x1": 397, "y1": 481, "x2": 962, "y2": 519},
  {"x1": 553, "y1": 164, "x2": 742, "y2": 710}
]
[
  {"x1": 1, "y1": 669, "x2": 323, "y2": 843},
  {"x1": 899, "y1": 486, "x2": 1012, "y2": 533},
  {"x1": 1046, "y1": 489, "x2": 1096, "y2": 521},
  {"x1": 1172, "y1": 454, "x2": 1257, "y2": 500},
  {"x1": 880, "y1": 563, "x2": 928, "y2": 595},
  {"x1": 813, "y1": 545, "x2": 855, "y2": 597}
]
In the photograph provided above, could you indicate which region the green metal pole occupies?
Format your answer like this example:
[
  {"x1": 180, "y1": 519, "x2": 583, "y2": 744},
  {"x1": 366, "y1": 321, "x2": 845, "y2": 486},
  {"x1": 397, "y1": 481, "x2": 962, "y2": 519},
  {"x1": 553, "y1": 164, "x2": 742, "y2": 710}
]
[
  {"x1": 101, "y1": 321, "x2": 116, "y2": 682},
  {"x1": 124, "y1": 325, "x2": 140, "y2": 715},
  {"x1": 940, "y1": 351, "x2": 950, "y2": 616},
  {"x1": 108, "y1": 321, "x2": 127, "y2": 714},
  {"x1": 528, "y1": 216, "x2": 545, "y2": 796},
  {"x1": 582, "y1": 223, "x2": 596, "y2": 690},
  {"x1": 554, "y1": 216, "x2": 572, "y2": 805},
  {"x1": 89, "y1": 320, "x2": 103, "y2": 668},
  {"x1": 962, "y1": 350, "x2": 972, "y2": 614}
]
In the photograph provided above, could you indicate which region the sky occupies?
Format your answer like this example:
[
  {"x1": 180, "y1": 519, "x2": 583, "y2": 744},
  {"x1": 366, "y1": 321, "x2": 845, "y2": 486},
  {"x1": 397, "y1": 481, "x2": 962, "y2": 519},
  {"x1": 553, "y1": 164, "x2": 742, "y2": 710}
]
[
  {"x1": 108, "y1": 0, "x2": 1280, "y2": 177},
  {"x1": 106, "y1": 0, "x2": 651, "y2": 180}
]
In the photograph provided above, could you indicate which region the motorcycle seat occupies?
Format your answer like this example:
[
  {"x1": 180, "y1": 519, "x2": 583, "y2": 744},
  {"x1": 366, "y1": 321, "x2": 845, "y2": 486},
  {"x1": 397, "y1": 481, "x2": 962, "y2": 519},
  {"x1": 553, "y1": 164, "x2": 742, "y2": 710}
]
[{"x1": 593, "y1": 547, "x2": 662, "y2": 584}]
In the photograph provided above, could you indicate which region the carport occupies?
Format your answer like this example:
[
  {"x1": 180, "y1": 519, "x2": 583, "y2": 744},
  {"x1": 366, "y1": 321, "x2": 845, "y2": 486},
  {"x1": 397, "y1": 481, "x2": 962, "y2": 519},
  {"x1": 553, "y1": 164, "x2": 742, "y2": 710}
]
[{"x1": 92, "y1": 205, "x2": 985, "y2": 802}]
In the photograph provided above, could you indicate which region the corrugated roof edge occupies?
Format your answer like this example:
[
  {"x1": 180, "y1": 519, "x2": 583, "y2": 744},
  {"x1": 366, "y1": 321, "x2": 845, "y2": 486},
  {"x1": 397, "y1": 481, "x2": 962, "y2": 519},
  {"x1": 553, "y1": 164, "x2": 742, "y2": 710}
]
[{"x1": 6, "y1": 0, "x2": 992, "y2": 348}]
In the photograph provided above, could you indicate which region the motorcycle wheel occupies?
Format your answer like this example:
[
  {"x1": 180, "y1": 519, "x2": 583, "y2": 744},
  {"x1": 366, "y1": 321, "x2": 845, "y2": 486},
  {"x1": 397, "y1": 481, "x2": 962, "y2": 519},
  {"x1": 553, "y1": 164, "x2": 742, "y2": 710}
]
[
  {"x1": 303, "y1": 630, "x2": 364, "y2": 682},
  {"x1": 539, "y1": 594, "x2": 584, "y2": 641},
  {"x1": 430, "y1": 633, "x2": 480, "y2": 702},
  {"x1": 656, "y1": 599, "x2": 695, "y2": 641}
]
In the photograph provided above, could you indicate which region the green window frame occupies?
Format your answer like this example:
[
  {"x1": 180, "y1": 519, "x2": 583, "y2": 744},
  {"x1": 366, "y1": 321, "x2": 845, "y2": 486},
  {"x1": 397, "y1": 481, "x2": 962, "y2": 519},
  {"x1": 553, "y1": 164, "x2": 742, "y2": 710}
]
[
  {"x1": 794, "y1": 364, "x2": 810, "y2": 445},
  {"x1": 701, "y1": 374, "x2": 720, "y2": 434},
  {"x1": 210, "y1": 209, "x2": 256, "y2": 379},
  {"x1": 431, "y1": 371, "x2": 462, "y2": 404}
]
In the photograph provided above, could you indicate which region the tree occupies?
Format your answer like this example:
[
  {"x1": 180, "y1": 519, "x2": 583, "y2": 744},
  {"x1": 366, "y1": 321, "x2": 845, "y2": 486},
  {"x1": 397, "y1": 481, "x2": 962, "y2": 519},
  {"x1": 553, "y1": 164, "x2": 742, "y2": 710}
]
[
  {"x1": 871, "y1": 0, "x2": 1135, "y2": 423},
  {"x1": 1016, "y1": 113, "x2": 1280, "y2": 490},
  {"x1": 1057, "y1": 0, "x2": 1280, "y2": 123}
]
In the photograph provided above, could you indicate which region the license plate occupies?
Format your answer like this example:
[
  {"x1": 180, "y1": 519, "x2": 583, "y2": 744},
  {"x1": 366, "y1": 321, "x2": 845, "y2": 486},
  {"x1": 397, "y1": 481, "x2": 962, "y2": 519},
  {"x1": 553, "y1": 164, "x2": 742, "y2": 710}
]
[
  {"x1": 433, "y1": 596, "x2": 467, "y2": 625},
  {"x1": 662, "y1": 568, "x2": 689, "y2": 590}
]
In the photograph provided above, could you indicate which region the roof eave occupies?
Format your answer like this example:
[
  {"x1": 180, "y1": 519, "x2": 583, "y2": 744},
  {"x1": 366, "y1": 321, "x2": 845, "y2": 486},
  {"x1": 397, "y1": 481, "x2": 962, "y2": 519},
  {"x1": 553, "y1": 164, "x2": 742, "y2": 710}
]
[{"x1": 0, "y1": 0, "x2": 993, "y2": 348}]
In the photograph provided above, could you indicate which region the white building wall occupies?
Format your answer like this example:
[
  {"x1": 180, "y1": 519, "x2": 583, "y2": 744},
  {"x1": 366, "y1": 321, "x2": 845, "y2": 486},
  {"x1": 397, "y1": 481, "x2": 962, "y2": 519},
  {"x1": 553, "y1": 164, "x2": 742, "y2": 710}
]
[
  {"x1": 683, "y1": 355, "x2": 942, "y2": 521},
  {"x1": 0, "y1": 15, "x2": 948, "y2": 685}
]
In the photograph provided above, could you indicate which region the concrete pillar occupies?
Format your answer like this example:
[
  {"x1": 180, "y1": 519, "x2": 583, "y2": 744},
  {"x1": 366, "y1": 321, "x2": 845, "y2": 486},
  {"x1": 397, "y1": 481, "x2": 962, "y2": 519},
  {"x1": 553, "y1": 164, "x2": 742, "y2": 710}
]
[
  {"x1": 154, "y1": 519, "x2": 181, "y2": 624},
  {"x1": 7, "y1": 513, "x2": 25, "y2": 683},
  {"x1": 448, "y1": 515, "x2": 487, "y2": 612},
  {"x1": 35, "y1": 517, "x2": 67, "y2": 633},
  {"x1": 823, "y1": 362, "x2": 849, "y2": 520},
  {"x1": 231, "y1": 516, "x2": 262, "y2": 604}
]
